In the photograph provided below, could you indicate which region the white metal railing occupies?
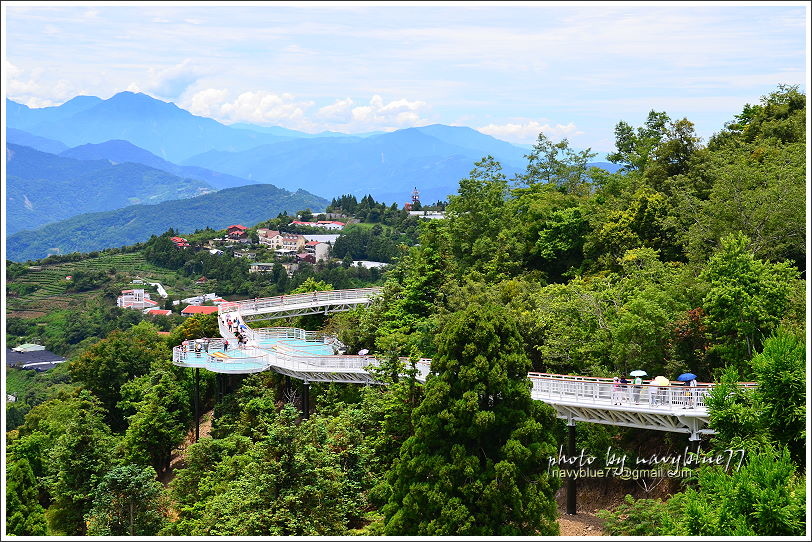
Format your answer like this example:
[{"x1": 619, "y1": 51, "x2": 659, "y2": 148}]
[
  {"x1": 270, "y1": 348, "x2": 378, "y2": 372},
  {"x1": 173, "y1": 340, "x2": 269, "y2": 366},
  {"x1": 527, "y1": 373, "x2": 734, "y2": 410},
  {"x1": 218, "y1": 288, "x2": 382, "y2": 316}
]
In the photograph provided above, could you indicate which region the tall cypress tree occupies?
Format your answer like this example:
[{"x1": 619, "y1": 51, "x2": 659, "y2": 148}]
[
  {"x1": 6, "y1": 458, "x2": 48, "y2": 535},
  {"x1": 382, "y1": 303, "x2": 560, "y2": 535},
  {"x1": 46, "y1": 390, "x2": 114, "y2": 535}
]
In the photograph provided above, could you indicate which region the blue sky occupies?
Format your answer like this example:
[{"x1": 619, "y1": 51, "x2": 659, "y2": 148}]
[{"x1": 2, "y1": 2, "x2": 808, "y2": 154}]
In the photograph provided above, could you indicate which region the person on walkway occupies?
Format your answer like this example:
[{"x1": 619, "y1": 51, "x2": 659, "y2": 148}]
[
  {"x1": 223, "y1": 339, "x2": 229, "y2": 351},
  {"x1": 619, "y1": 377, "x2": 630, "y2": 403},
  {"x1": 688, "y1": 377, "x2": 698, "y2": 408},
  {"x1": 204, "y1": 339, "x2": 209, "y2": 353},
  {"x1": 611, "y1": 377, "x2": 621, "y2": 405},
  {"x1": 632, "y1": 375, "x2": 643, "y2": 404}
]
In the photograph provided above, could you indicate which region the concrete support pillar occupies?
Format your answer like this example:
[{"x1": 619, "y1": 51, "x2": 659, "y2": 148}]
[
  {"x1": 566, "y1": 420, "x2": 577, "y2": 515},
  {"x1": 302, "y1": 381, "x2": 310, "y2": 419},
  {"x1": 194, "y1": 368, "x2": 200, "y2": 442}
]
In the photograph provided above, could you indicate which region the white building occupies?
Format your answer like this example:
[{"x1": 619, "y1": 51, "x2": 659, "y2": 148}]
[
  {"x1": 173, "y1": 293, "x2": 220, "y2": 306},
  {"x1": 353, "y1": 260, "x2": 389, "y2": 269},
  {"x1": 305, "y1": 241, "x2": 331, "y2": 262},
  {"x1": 302, "y1": 234, "x2": 340, "y2": 244},
  {"x1": 409, "y1": 210, "x2": 446, "y2": 220},
  {"x1": 117, "y1": 289, "x2": 159, "y2": 310}
]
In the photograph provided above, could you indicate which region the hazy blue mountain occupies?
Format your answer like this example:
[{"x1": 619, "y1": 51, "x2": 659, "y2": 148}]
[
  {"x1": 228, "y1": 123, "x2": 348, "y2": 138},
  {"x1": 182, "y1": 127, "x2": 528, "y2": 203},
  {"x1": 7, "y1": 184, "x2": 329, "y2": 262},
  {"x1": 7, "y1": 92, "x2": 289, "y2": 162},
  {"x1": 5, "y1": 96, "x2": 102, "y2": 132},
  {"x1": 7, "y1": 128, "x2": 69, "y2": 154},
  {"x1": 6, "y1": 144, "x2": 215, "y2": 235},
  {"x1": 413, "y1": 124, "x2": 529, "y2": 164},
  {"x1": 60, "y1": 139, "x2": 259, "y2": 189},
  {"x1": 588, "y1": 161, "x2": 623, "y2": 173}
]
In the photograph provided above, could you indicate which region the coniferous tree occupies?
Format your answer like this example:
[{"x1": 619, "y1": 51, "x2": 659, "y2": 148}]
[
  {"x1": 382, "y1": 302, "x2": 560, "y2": 535},
  {"x1": 46, "y1": 391, "x2": 115, "y2": 535},
  {"x1": 6, "y1": 458, "x2": 48, "y2": 535}
]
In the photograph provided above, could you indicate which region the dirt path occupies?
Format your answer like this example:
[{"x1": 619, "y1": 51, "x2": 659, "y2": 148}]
[
  {"x1": 158, "y1": 408, "x2": 214, "y2": 487},
  {"x1": 558, "y1": 511, "x2": 606, "y2": 536}
]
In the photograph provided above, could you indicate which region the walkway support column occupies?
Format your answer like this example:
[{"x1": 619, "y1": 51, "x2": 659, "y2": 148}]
[
  {"x1": 194, "y1": 368, "x2": 200, "y2": 442},
  {"x1": 302, "y1": 381, "x2": 310, "y2": 419},
  {"x1": 567, "y1": 419, "x2": 577, "y2": 515}
]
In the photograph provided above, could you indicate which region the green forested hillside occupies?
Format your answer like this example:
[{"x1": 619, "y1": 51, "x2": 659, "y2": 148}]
[
  {"x1": 6, "y1": 144, "x2": 214, "y2": 235},
  {"x1": 7, "y1": 184, "x2": 329, "y2": 262},
  {"x1": 5, "y1": 87, "x2": 806, "y2": 537}
]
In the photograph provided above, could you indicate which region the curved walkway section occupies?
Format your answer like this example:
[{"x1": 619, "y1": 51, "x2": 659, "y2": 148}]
[
  {"x1": 172, "y1": 288, "x2": 754, "y2": 439},
  {"x1": 218, "y1": 287, "x2": 382, "y2": 322}
]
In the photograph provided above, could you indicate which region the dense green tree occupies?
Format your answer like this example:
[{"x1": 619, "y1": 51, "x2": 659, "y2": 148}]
[
  {"x1": 166, "y1": 405, "x2": 368, "y2": 535},
  {"x1": 700, "y1": 232, "x2": 797, "y2": 369},
  {"x1": 520, "y1": 132, "x2": 597, "y2": 195},
  {"x1": 119, "y1": 366, "x2": 190, "y2": 473},
  {"x1": 6, "y1": 458, "x2": 48, "y2": 536},
  {"x1": 599, "y1": 448, "x2": 805, "y2": 537},
  {"x1": 382, "y1": 303, "x2": 559, "y2": 535},
  {"x1": 705, "y1": 328, "x2": 805, "y2": 465},
  {"x1": 445, "y1": 156, "x2": 510, "y2": 276},
  {"x1": 69, "y1": 321, "x2": 169, "y2": 429},
  {"x1": 607, "y1": 110, "x2": 671, "y2": 171},
  {"x1": 749, "y1": 329, "x2": 806, "y2": 464},
  {"x1": 45, "y1": 391, "x2": 115, "y2": 535},
  {"x1": 85, "y1": 464, "x2": 167, "y2": 536}
]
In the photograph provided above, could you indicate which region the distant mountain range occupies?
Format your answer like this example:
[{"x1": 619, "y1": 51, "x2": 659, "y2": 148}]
[
  {"x1": 5, "y1": 92, "x2": 551, "y2": 202},
  {"x1": 6, "y1": 92, "x2": 288, "y2": 162},
  {"x1": 181, "y1": 124, "x2": 543, "y2": 203},
  {"x1": 5, "y1": 91, "x2": 622, "y2": 252},
  {"x1": 6, "y1": 143, "x2": 215, "y2": 236},
  {"x1": 6, "y1": 184, "x2": 329, "y2": 262},
  {"x1": 58, "y1": 139, "x2": 259, "y2": 190}
]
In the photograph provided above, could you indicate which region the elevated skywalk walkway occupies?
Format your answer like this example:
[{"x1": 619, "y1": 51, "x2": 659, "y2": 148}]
[
  {"x1": 173, "y1": 288, "x2": 753, "y2": 439},
  {"x1": 218, "y1": 288, "x2": 382, "y2": 322}
]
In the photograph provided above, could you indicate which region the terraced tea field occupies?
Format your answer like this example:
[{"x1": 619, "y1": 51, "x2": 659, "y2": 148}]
[{"x1": 6, "y1": 252, "x2": 183, "y2": 318}]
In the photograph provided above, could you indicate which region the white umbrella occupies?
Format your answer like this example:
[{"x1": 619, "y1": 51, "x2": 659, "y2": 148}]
[{"x1": 358, "y1": 349, "x2": 369, "y2": 356}]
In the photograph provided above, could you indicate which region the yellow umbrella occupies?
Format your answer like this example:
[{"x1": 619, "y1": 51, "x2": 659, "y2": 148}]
[{"x1": 652, "y1": 376, "x2": 670, "y2": 386}]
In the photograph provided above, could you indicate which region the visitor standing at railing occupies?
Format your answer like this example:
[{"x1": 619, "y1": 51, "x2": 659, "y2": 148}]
[
  {"x1": 688, "y1": 377, "x2": 697, "y2": 408},
  {"x1": 632, "y1": 375, "x2": 643, "y2": 404},
  {"x1": 611, "y1": 377, "x2": 621, "y2": 405},
  {"x1": 619, "y1": 377, "x2": 630, "y2": 403}
]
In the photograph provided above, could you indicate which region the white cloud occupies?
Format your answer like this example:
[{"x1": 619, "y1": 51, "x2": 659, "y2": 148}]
[
  {"x1": 317, "y1": 98, "x2": 354, "y2": 121},
  {"x1": 347, "y1": 95, "x2": 430, "y2": 130},
  {"x1": 182, "y1": 89, "x2": 315, "y2": 126},
  {"x1": 5, "y1": 60, "x2": 23, "y2": 78},
  {"x1": 144, "y1": 59, "x2": 203, "y2": 99},
  {"x1": 477, "y1": 120, "x2": 583, "y2": 144},
  {"x1": 181, "y1": 90, "x2": 431, "y2": 133},
  {"x1": 185, "y1": 88, "x2": 231, "y2": 118},
  {"x1": 6, "y1": 61, "x2": 77, "y2": 107}
]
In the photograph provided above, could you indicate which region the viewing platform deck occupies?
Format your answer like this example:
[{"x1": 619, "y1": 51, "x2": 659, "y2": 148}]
[{"x1": 173, "y1": 288, "x2": 754, "y2": 439}]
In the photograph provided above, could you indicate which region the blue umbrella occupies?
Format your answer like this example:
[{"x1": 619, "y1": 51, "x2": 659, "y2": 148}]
[{"x1": 677, "y1": 373, "x2": 697, "y2": 381}]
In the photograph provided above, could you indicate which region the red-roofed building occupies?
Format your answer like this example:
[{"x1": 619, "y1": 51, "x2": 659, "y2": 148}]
[
  {"x1": 170, "y1": 236, "x2": 190, "y2": 248},
  {"x1": 316, "y1": 220, "x2": 345, "y2": 230},
  {"x1": 227, "y1": 224, "x2": 249, "y2": 242},
  {"x1": 181, "y1": 305, "x2": 220, "y2": 316},
  {"x1": 145, "y1": 309, "x2": 172, "y2": 316},
  {"x1": 196, "y1": 276, "x2": 208, "y2": 284}
]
